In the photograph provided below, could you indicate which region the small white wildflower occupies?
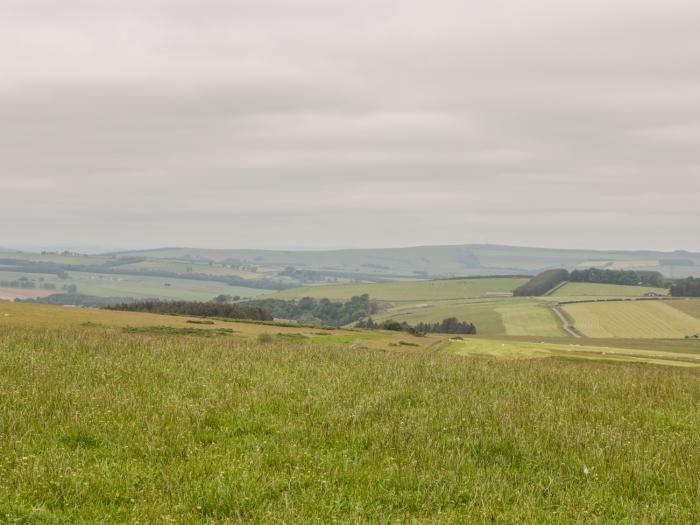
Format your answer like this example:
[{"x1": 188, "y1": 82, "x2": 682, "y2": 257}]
[{"x1": 583, "y1": 466, "x2": 591, "y2": 476}]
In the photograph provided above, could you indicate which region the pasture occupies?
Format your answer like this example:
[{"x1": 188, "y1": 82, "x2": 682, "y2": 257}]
[
  {"x1": 552, "y1": 282, "x2": 669, "y2": 298},
  {"x1": 2, "y1": 308, "x2": 700, "y2": 522},
  {"x1": 562, "y1": 300, "x2": 700, "y2": 339}
]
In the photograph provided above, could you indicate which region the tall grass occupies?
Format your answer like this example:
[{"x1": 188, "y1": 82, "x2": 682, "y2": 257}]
[{"x1": 1, "y1": 327, "x2": 700, "y2": 523}]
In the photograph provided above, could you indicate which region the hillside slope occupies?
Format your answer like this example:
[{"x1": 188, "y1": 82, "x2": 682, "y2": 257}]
[{"x1": 113, "y1": 244, "x2": 700, "y2": 278}]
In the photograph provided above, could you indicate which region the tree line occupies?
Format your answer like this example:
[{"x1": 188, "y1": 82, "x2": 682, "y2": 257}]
[
  {"x1": 670, "y1": 277, "x2": 700, "y2": 297},
  {"x1": 0, "y1": 277, "x2": 57, "y2": 290},
  {"x1": 240, "y1": 294, "x2": 378, "y2": 327},
  {"x1": 105, "y1": 300, "x2": 273, "y2": 321},
  {"x1": 570, "y1": 268, "x2": 666, "y2": 287},
  {"x1": 20, "y1": 294, "x2": 136, "y2": 307},
  {"x1": 355, "y1": 317, "x2": 477, "y2": 335},
  {"x1": 515, "y1": 267, "x2": 670, "y2": 296}
]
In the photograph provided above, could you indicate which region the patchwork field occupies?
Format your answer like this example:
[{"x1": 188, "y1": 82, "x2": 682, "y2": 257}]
[
  {"x1": 668, "y1": 300, "x2": 700, "y2": 321},
  {"x1": 2, "y1": 303, "x2": 700, "y2": 522},
  {"x1": 562, "y1": 300, "x2": 700, "y2": 339},
  {"x1": 0, "y1": 269, "x2": 269, "y2": 302}
]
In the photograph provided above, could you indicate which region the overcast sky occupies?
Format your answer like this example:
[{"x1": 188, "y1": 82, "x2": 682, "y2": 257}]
[{"x1": 1, "y1": 0, "x2": 699, "y2": 252}]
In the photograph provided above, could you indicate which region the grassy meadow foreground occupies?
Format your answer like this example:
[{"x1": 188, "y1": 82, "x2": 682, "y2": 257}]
[{"x1": 2, "y1": 304, "x2": 700, "y2": 522}]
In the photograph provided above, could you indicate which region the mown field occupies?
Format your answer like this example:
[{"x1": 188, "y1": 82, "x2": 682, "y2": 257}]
[
  {"x1": 373, "y1": 299, "x2": 566, "y2": 337},
  {"x1": 2, "y1": 304, "x2": 700, "y2": 522},
  {"x1": 562, "y1": 300, "x2": 700, "y2": 339},
  {"x1": 552, "y1": 282, "x2": 669, "y2": 298}
]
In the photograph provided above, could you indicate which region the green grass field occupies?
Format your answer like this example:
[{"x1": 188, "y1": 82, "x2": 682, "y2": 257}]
[
  {"x1": 2, "y1": 303, "x2": 700, "y2": 522},
  {"x1": 64, "y1": 271, "x2": 269, "y2": 301},
  {"x1": 374, "y1": 299, "x2": 566, "y2": 337},
  {"x1": 375, "y1": 299, "x2": 508, "y2": 335},
  {"x1": 445, "y1": 337, "x2": 700, "y2": 367},
  {"x1": 494, "y1": 302, "x2": 567, "y2": 337},
  {"x1": 562, "y1": 300, "x2": 700, "y2": 339},
  {"x1": 552, "y1": 282, "x2": 669, "y2": 298},
  {"x1": 273, "y1": 277, "x2": 527, "y2": 301}
]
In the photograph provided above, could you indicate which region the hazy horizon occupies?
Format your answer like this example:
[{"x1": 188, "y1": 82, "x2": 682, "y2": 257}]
[
  {"x1": 4, "y1": 240, "x2": 700, "y2": 257},
  {"x1": 2, "y1": 0, "x2": 699, "y2": 252}
]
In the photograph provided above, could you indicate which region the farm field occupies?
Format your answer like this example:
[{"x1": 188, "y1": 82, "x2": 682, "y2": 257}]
[
  {"x1": 444, "y1": 337, "x2": 700, "y2": 367},
  {"x1": 2, "y1": 304, "x2": 700, "y2": 522},
  {"x1": 374, "y1": 299, "x2": 508, "y2": 335},
  {"x1": 667, "y1": 299, "x2": 700, "y2": 321},
  {"x1": 562, "y1": 300, "x2": 700, "y2": 339},
  {"x1": 272, "y1": 277, "x2": 528, "y2": 301},
  {"x1": 494, "y1": 302, "x2": 566, "y2": 337},
  {"x1": 0, "y1": 269, "x2": 270, "y2": 302},
  {"x1": 374, "y1": 298, "x2": 566, "y2": 337},
  {"x1": 117, "y1": 259, "x2": 279, "y2": 278},
  {"x1": 64, "y1": 272, "x2": 269, "y2": 301},
  {"x1": 551, "y1": 282, "x2": 669, "y2": 298}
]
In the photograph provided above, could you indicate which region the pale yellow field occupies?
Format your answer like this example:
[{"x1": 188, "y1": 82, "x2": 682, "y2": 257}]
[
  {"x1": 445, "y1": 338, "x2": 700, "y2": 367},
  {"x1": 562, "y1": 301, "x2": 700, "y2": 339}
]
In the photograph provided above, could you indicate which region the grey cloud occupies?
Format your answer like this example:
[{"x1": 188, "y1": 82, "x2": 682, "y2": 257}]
[{"x1": 0, "y1": 0, "x2": 698, "y2": 251}]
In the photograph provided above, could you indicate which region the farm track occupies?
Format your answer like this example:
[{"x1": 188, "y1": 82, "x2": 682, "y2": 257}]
[{"x1": 551, "y1": 305, "x2": 581, "y2": 338}]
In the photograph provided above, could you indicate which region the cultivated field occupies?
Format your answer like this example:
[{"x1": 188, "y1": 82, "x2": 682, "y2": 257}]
[
  {"x1": 552, "y1": 282, "x2": 669, "y2": 298},
  {"x1": 2, "y1": 303, "x2": 700, "y2": 522},
  {"x1": 562, "y1": 300, "x2": 700, "y2": 339}
]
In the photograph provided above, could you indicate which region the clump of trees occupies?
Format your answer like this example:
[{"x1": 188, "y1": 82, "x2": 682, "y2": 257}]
[
  {"x1": 105, "y1": 300, "x2": 272, "y2": 321},
  {"x1": 356, "y1": 317, "x2": 476, "y2": 335},
  {"x1": 513, "y1": 269, "x2": 569, "y2": 296},
  {"x1": 670, "y1": 277, "x2": 700, "y2": 297},
  {"x1": 241, "y1": 294, "x2": 377, "y2": 327},
  {"x1": 570, "y1": 268, "x2": 666, "y2": 287},
  {"x1": 20, "y1": 294, "x2": 136, "y2": 307}
]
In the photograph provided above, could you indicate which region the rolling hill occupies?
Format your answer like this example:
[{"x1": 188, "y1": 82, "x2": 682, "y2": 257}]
[{"x1": 112, "y1": 244, "x2": 700, "y2": 279}]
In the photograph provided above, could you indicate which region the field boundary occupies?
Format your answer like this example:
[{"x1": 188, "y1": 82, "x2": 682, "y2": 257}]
[{"x1": 551, "y1": 305, "x2": 581, "y2": 338}]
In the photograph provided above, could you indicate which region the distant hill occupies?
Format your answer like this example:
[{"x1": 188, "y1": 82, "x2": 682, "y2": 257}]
[{"x1": 111, "y1": 244, "x2": 700, "y2": 279}]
